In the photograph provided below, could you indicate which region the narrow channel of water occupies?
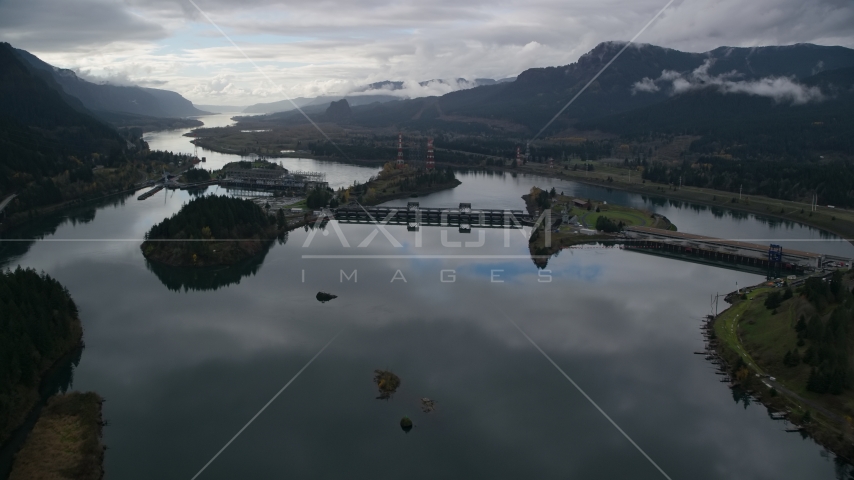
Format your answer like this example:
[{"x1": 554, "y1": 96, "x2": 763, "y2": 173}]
[{"x1": 143, "y1": 114, "x2": 379, "y2": 189}]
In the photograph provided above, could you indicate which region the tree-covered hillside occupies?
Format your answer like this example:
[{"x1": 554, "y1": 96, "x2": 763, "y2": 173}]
[
  {"x1": 247, "y1": 42, "x2": 854, "y2": 134},
  {"x1": 585, "y1": 66, "x2": 854, "y2": 206},
  {"x1": 582, "y1": 67, "x2": 854, "y2": 160},
  {"x1": 0, "y1": 267, "x2": 83, "y2": 443},
  {"x1": 0, "y1": 42, "x2": 130, "y2": 213},
  {"x1": 13, "y1": 46, "x2": 209, "y2": 118},
  {"x1": 0, "y1": 44, "x2": 123, "y2": 151}
]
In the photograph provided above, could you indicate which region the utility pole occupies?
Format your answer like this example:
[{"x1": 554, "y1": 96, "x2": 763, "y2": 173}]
[{"x1": 739, "y1": 184, "x2": 742, "y2": 201}]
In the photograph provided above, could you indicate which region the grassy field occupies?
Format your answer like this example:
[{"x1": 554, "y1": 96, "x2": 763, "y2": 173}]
[
  {"x1": 191, "y1": 124, "x2": 342, "y2": 156},
  {"x1": 713, "y1": 280, "x2": 854, "y2": 460},
  {"x1": 9, "y1": 392, "x2": 105, "y2": 480},
  {"x1": 520, "y1": 160, "x2": 854, "y2": 244},
  {"x1": 582, "y1": 209, "x2": 642, "y2": 227},
  {"x1": 525, "y1": 193, "x2": 674, "y2": 267},
  {"x1": 580, "y1": 206, "x2": 660, "y2": 230},
  {"x1": 743, "y1": 290, "x2": 854, "y2": 412},
  {"x1": 715, "y1": 286, "x2": 788, "y2": 374},
  {"x1": 739, "y1": 293, "x2": 806, "y2": 381},
  {"x1": 546, "y1": 195, "x2": 671, "y2": 231}
]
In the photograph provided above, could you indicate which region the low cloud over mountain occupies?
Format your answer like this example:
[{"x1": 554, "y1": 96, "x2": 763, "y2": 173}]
[
  {"x1": 633, "y1": 59, "x2": 826, "y2": 104},
  {"x1": 3, "y1": 0, "x2": 852, "y2": 105}
]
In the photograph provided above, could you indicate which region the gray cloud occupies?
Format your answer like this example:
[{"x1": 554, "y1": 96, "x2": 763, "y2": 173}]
[
  {"x1": 0, "y1": 0, "x2": 167, "y2": 50},
  {"x1": 343, "y1": 78, "x2": 500, "y2": 99},
  {"x1": 2, "y1": 0, "x2": 852, "y2": 104},
  {"x1": 631, "y1": 77, "x2": 659, "y2": 93},
  {"x1": 75, "y1": 69, "x2": 168, "y2": 87},
  {"x1": 634, "y1": 59, "x2": 826, "y2": 104}
]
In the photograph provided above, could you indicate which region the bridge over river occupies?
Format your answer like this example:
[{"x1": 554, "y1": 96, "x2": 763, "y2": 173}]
[{"x1": 334, "y1": 202, "x2": 534, "y2": 231}]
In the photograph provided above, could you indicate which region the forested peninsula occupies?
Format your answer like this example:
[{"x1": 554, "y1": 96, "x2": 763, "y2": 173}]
[
  {"x1": 0, "y1": 268, "x2": 83, "y2": 444},
  {"x1": 141, "y1": 195, "x2": 288, "y2": 267}
]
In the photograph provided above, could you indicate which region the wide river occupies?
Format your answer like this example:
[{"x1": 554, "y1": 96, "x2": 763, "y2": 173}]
[{"x1": 3, "y1": 114, "x2": 854, "y2": 479}]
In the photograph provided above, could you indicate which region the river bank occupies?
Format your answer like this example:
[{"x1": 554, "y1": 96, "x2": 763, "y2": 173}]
[
  {"x1": 8, "y1": 392, "x2": 105, "y2": 480},
  {"x1": 5, "y1": 167, "x2": 851, "y2": 478},
  {"x1": 709, "y1": 273, "x2": 854, "y2": 462},
  {"x1": 217, "y1": 151, "x2": 854, "y2": 246},
  {"x1": 521, "y1": 190, "x2": 675, "y2": 267},
  {"x1": 0, "y1": 151, "x2": 205, "y2": 234},
  {"x1": 0, "y1": 318, "x2": 83, "y2": 447},
  {"x1": 0, "y1": 269, "x2": 93, "y2": 480},
  {"x1": 362, "y1": 178, "x2": 462, "y2": 206},
  {"x1": 506, "y1": 162, "x2": 854, "y2": 247},
  {"x1": 314, "y1": 153, "x2": 854, "y2": 246},
  {"x1": 0, "y1": 342, "x2": 83, "y2": 448}
]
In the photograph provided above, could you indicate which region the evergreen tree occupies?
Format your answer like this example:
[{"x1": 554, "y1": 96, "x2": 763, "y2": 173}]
[
  {"x1": 276, "y1": 208, "x2": 287, "y2": 229},
  {"x1": 0, "y1": 268, "x2": 80, "y2": 436}
]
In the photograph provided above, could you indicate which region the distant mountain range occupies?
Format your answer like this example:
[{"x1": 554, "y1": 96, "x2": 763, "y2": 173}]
[
  {"x1": 3, "y1": 38, "x2": 854, "y2": 215},
  {"x1": 241, "y1": 42, "x2": 854, "y2": 141},
  {"x1": 242, "y1": 94, "x2": 401, "y2": 115},
  {"x1": 11, "y1": 48, "x2": 210, "y2": 119},
  {"x1": 359, "y1": 77, "x2": 515, "y2": 92},
  {"x1": 195, "y1": 104, "x2": 247, "y2": 113},
  {"x1": 432, "y1": 42, "x2": 854, "y2": 131}
]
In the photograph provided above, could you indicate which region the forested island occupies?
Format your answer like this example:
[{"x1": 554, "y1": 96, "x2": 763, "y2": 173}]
[
  {"x1": 714, "y1": 270, "x2": 854, "y2": 460},
  {"x1": 141, "y1": 195, "x2": 288, "y2": 267},
  {"x1": 0, "y1": 268, "x2": 83, "y2": 445},
  {"x1": 340, "y1": 163, "x2": 460, "y2": 206}
]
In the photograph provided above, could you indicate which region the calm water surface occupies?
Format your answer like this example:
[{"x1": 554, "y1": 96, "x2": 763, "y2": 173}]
[
  {"x1": 143, "y1": 114, "x2": 377, "y2": 189},
  {"x1": 2, "y1": 116, "x2": 854, "y2": 479}
]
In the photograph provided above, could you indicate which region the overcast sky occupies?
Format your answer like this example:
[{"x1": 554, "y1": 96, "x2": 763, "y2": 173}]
[{"x1": 1, "y1": 0, "x2": 852, "y2": 105}]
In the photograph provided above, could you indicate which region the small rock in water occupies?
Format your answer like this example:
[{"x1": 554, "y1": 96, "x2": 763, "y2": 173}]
[
  {"x1": 400, "y1": 416, "x2": 413, "y2": 432},
  {"x1": 374, "y1": 370, "x2": 401, "y2": 400},
  {"x1": 316, "y1": 292, "x2": 337, "y2": 303},
  {"x1": 420, "y1": 398, "x2": 436, "y2": 413}
]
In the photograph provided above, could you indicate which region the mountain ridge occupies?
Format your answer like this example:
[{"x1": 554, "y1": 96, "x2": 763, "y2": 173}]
[
  {"x1": 0, "y1": 42, "x2": 127, "y2": 210},
  {"x1": 12, "y1": 47, "x2": 210, "y2": 119},
  {"x1": 241, "y1": 77, "x2": 516, "y2": 114}
]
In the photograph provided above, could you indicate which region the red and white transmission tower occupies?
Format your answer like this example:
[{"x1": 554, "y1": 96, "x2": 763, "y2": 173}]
[
  {"x1": 426, "y1": 138, "x2": 435, "y2": 169},
  {"x1": 396, "y1": 133, "x2": 404, "y2": 168},
  {"x1": 516, "y1": 146, "x2": 523, "y2": 166}
]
